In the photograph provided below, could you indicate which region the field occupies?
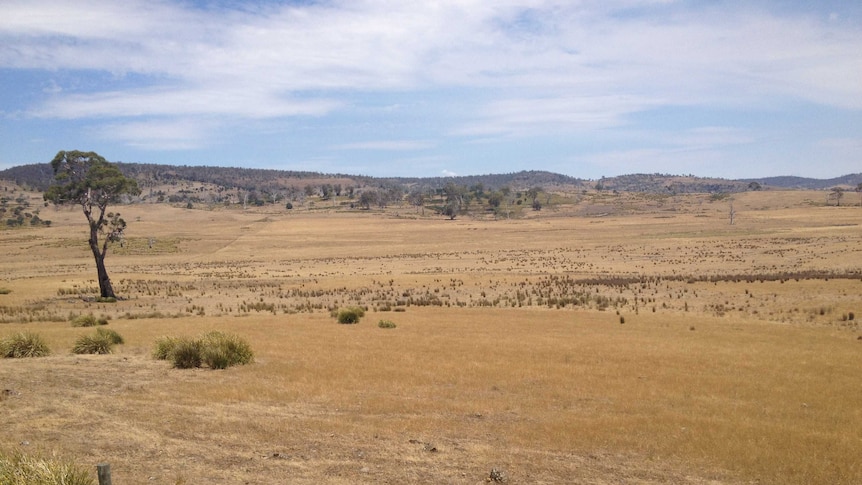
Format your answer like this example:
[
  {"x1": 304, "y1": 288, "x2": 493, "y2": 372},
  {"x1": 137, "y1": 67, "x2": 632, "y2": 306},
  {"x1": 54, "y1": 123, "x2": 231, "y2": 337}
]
[{"x1": 1, "y1": 187, "x2": 861, "y2": 484}]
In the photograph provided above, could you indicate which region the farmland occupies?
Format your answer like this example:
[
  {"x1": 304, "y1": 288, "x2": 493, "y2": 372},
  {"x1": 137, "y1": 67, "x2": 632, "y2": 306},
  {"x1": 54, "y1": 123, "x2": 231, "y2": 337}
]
[{"x1": 1, "y1": 185, "x2": 861, "y2": 484}]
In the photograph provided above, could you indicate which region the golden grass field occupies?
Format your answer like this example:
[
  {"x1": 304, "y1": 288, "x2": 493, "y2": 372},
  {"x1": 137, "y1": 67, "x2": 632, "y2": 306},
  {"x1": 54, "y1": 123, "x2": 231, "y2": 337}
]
[{"x1": 1, "y1": 186, "x2": 861, "y2": 484}]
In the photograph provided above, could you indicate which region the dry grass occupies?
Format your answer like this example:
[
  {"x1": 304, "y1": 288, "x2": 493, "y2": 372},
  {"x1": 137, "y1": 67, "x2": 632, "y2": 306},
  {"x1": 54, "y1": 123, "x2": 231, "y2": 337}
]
[{"x1": 1, "y1": 188, "x2": 861, "y2": 484}]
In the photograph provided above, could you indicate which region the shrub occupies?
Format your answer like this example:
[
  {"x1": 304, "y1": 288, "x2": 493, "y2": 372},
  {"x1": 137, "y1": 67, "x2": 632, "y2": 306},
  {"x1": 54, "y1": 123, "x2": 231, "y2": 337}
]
[
  {"x1": 0, "y1": 288, "x2": 11, "y2": 295},
  {"x1": 200, "y1": 331, "x2": 254, "y2": 369},
  {"x1": 70, "y1": 314, "x2": 96, "y2": 327},
  {"x1": 378, "y1": 319, "x2": 397, "y2": 329},
  {"x1": 0, "y1": 449, "x2": 94, "y2": 485},
  {"x1": 72, "y1": 332, "x2": 115, "y2": 355},
  {"x1": 169, "y1": 338, "x2": 203, "y2": 369},
  {"x1": 1, "y1": 332, "x2": 51, "y2": 358},
  {"x1": 96, "y1": 328, "x2": 124, "y2": 345},
  {"x1": 336, "y1": 306, "x2": 365, "y2": 324},
  {"x1": 157, "y1": 332, "x2": 254, "y2": 369},
  {"x1": 70, "y1": 314, "x2": 107, "y2": 327},
  {"x1": 152, "y1": 336, "x2": 181, "y2": 360}
]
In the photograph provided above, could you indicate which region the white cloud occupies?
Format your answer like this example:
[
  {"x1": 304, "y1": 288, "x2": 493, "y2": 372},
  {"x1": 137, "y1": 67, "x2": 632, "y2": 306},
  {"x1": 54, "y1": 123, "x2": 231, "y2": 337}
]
[
  {"x1": 95, "y1": 118, "x2": 216, "y2": 150},
  {"x1": 32, "y1": 88, "x2": 340, "y2": 119},
  {"x1": 454, "y1": 94, "x2": 665, "y2": 137},
  {"x1": 0, "y1": 0, "x2": 860, "y2": 166},
  {"x1": 333, "y1": 140, "x2": 434, "y2": 151}
]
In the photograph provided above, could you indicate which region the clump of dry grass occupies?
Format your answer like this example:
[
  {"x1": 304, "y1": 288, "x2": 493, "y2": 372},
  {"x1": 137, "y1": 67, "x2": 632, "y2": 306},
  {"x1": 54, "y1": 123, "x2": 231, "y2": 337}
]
[
  {"x1": 153, "y1": 331, "x2": 253, "y2": 369},
  {"x1": 152, "y1": 336, "x2": 182, "y2": 360},
  {"x1": 95, "y1": 328, "x2": 124, "y2": 345},
  {"x1": 72, "y1": 330, "x2": 119, "y2": 355},
  {"x1": 70, "y1": 314, "x2": 108, "y2": 327},
  {"x1": 199, "y1": 331, "x2": 254, "y2": 369},
  {"x1": 333, "y1": 306, "x2": 365, "y2": 324},
  {"x1": 0, "y1": 332, "x2": 51, "y2": 358},
  {"x1": 167, "y1": 338, "x2": 202, "y2": 369},
  {"x1": 0, "y1": 449, "x2": 93, "y2": 485}
]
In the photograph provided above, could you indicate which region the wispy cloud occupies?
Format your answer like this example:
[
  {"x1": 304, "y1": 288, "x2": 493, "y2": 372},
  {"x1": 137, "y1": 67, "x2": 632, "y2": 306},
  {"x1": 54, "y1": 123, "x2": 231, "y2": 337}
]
[
  {"x1": 95, "y1": 118, "x2": 216, "y2": 151},
  {"x1": 333, "y1": 140, "x2": 434, "y2": 151},
  {"x1": 0, "y1": 0, "x2": 860, "y2": 176},
  {"x1": 33, "y1": 88, "x2": 340, "y2": 120}
]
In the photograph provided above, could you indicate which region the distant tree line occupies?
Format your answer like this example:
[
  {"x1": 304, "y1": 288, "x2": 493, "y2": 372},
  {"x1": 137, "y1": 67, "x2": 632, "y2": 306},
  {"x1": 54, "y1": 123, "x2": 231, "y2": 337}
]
[{"x1": 1, "y1": 192, "x2": 51, "y2": 227}]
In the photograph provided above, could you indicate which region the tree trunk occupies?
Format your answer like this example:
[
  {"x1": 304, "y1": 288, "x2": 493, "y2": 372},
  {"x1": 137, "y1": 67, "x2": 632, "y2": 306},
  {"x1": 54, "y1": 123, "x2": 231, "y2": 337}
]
[{"x1": 89, "y1": 226, "x2": 116, "y2": 299}]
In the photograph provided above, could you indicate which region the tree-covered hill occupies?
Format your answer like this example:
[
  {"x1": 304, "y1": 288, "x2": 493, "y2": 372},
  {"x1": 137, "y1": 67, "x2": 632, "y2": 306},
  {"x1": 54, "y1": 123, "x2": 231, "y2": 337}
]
[{"x1": 1, "y1": 162, "x2": 858, "y2": 194}]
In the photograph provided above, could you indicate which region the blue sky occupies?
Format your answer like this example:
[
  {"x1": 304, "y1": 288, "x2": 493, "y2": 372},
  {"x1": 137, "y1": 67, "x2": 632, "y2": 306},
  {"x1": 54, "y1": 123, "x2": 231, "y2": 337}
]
[{"x1": 1, "y1": 0, "x2": 860, "y2": 179}]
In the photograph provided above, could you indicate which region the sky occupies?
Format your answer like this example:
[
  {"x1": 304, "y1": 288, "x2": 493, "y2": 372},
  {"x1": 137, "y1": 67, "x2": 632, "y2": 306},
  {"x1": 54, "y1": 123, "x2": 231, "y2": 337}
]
[{"x1": 1, "y1": 0, "x2": 860, "y2": 179}]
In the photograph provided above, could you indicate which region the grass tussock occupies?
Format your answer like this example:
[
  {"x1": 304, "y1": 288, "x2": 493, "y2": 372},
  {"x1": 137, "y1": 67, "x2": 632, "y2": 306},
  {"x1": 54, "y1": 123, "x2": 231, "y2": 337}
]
[
  {"x1": 69, "y1": 314, "x2": 108, "y2": 327},
  {"x1": 200, "y1": 331, "x2": 255, "y2": 369},
  {"x1": 334, "y1": 306, "x2": 365, "y2": 324},
  {"x1": 0, "y1": 449, "x2": 93, "y2": 485},
  {"x1": 72, "y1": 329, "x2": 124, "y2": 355},
  {"x1": 95, "y1": 327, "x2": 124, "y2": 345},
  {"x1": 378, "y1": 319, "x2": 397, "y2": 329},
  {"x1": 168, "y1": 339, "x2": 202, "y2": 369},
  {"x1": 152, "y1": 336, "x2": 182, "y2": 360},
  {"x1": 153, "y1": 331, "x2": 253, "y2": 369},
  {"x1": 1, "y1": 332, "x2": 51, "y2": 358}
]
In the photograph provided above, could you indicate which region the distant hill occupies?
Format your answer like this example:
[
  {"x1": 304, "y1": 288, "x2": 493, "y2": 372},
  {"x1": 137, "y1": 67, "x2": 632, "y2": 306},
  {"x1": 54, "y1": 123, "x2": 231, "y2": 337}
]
[
  {"x1": 0, "y1": 163, "x2": 583, "y2": 193},
  {"x1": 742, "y1": 174, "x2": 862, "y2": 190},
  {"x1": 1, "y1": 162, "x2": 858, "y2": 194},
  {"x1": 595, "y1": 173, "x2": 748, "y2": 193}
]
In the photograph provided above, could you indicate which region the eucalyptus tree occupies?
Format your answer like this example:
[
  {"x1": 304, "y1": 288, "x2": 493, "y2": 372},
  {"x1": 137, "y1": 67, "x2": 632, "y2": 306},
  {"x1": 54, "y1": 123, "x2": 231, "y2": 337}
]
[
  {"x1": 44, "y1": 151, "x2": 140, "y2": 299},
  {"x1": 829, "y1": 187, "x2": 844, "y2": 207}
]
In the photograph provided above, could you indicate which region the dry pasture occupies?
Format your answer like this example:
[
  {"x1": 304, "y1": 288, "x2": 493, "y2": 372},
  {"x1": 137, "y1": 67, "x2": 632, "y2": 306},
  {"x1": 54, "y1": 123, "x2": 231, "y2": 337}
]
[{"x1": 1, "y1": 188, "x2": 861, "y2": 484}]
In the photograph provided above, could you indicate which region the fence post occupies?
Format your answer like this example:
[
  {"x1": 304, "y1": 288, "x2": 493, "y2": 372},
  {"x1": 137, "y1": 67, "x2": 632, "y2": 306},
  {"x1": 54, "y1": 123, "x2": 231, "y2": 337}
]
[{"x1": 97, "y1": 463, "x2": 112, "y2": 485}]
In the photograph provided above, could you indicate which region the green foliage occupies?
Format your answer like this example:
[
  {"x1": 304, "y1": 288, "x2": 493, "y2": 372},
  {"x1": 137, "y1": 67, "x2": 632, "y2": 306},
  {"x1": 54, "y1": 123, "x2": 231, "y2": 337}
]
[
  {"x1": 154, "y1": 332, "x2": 254, "y2": 369},
  {"x1": 72, "y1": 332, "x2": 115, "y2": 355},
  {"x1": 0, "y1": 449, "x2": 94, "y2": 485},
  {"x1": 377, "y1": 319, "x2": 397, "y2": 329},
  {"x1": 1, "y1": 332, "x2": 51, "y2": 358},
  {"x1": 0, "y1": 288, "x2": 11, "y2": 295},
  {"x1": 44, "y1": 151, "x2": 140, "y2": 208},
  {"x1": 335, "y1": 306, "x2": 365, "y2": 324}
]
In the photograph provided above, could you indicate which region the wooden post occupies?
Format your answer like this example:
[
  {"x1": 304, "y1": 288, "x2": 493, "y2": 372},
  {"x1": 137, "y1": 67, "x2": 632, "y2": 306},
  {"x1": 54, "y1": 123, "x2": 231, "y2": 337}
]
[{"x1": 97, "y1": 463, "x2": 112, "y2": 485}]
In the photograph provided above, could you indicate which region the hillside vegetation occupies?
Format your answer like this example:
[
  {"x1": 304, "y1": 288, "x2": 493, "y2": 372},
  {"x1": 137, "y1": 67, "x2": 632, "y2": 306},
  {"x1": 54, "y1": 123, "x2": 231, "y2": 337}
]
[{"x1": 3, "y1": 162, "x2": 860, "y2": 196}]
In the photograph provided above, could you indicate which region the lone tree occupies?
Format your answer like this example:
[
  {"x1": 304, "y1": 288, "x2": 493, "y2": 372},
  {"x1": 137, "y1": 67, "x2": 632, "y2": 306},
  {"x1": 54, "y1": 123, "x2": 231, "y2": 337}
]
[
  {"x1": 44, "y1": 151, "x2": 140, "y2": 299},
  {"x1": 829, "y1": 187, "x2": 844, "y2": 207}
]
